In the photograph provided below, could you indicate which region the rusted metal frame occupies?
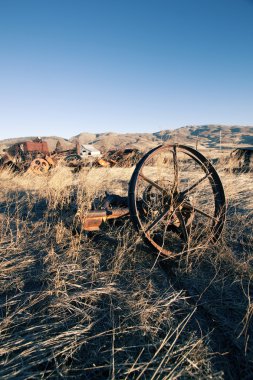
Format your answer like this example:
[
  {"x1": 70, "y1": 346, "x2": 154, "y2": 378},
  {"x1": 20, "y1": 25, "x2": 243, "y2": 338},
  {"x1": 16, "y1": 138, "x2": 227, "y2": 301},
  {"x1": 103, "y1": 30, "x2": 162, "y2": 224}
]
[{"x1": 82, "y1": 208, "x2": 129, "y2": 231}]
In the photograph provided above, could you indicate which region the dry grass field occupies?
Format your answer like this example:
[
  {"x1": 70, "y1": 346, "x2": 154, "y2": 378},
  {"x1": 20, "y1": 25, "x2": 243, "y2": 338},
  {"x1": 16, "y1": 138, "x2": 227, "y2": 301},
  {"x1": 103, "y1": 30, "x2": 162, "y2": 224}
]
[{"x1": 0, "y1": 151, "x2": 253, "y2": 379}]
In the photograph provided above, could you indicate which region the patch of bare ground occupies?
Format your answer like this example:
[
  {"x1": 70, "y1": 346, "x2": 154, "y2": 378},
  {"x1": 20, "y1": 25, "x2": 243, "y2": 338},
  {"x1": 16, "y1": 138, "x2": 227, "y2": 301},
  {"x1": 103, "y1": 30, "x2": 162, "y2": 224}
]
[{"x1": 0, "y1": 158, "x2": 252, "y2": 379}]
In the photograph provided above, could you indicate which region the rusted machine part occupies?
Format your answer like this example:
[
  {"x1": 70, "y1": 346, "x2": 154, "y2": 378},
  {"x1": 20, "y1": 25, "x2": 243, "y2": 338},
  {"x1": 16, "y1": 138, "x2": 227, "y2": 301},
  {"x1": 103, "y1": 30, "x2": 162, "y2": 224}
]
[
  {"x1": 45, "y1": 155, "x2": 56, "y2": 167},
  {"x1": 0, "y1": 159, "x2": 21, "y2": 172},
  {"x1": 29, "y1": 158, "x2": 50, "y2": 174},
  {"x1": 23, "y1": 140, "x2": 49, "y2": 154},
  {"x1": 0, "y1": 140, "x2": 53, "y2": 174},
  {"x1": 128, "y1": 144, "x2": 226, "y2": 257},
  {"x1": 78, "y1": 193, "x2": 129, "y2": 230},
  {"x1": 79, "y1": 208, "x2": 129, "y2": 231},
  {"x1": 97, "y1": 158, "x2": 112, "y2": 168},
  {"x1": 100, "y1": 148, "x2": 142, "y2": 168},
  {"x1": 64, "y1": 154, "x2": 82, "y2": 167},
  {"x1": 0, "y1": 153, "x2": 19, "y2": 172},
  {"x1": 65, "y1": 153, "x2": 82, "y2": 161}
]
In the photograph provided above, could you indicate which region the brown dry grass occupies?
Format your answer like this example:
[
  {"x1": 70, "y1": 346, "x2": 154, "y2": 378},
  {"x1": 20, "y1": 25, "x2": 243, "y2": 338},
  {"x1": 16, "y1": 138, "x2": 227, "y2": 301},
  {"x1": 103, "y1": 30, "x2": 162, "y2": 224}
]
[{"x1": 0, "y1": 156, "x2": 253, "y2": 379}]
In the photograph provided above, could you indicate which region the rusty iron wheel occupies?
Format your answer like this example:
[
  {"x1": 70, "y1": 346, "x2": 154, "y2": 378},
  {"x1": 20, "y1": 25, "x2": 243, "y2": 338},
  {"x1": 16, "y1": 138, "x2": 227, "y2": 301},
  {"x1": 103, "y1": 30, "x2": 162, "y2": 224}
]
[
  {"x1": 65, "y1": 154, "x2": 82, "y2": 162},
  {"x1": 30, "y1": 158, "x2": 50, "y2": 174},
  {"x1": 128, "y1": 144, "x2": 226, "y2": 257}
]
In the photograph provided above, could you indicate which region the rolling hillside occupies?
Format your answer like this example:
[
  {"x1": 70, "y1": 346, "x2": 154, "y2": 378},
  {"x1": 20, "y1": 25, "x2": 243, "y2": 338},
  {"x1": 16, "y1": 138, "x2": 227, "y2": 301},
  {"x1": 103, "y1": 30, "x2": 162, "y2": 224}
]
[{"x1": 1, "y1": 125, "x2": 253, "y2": 153}]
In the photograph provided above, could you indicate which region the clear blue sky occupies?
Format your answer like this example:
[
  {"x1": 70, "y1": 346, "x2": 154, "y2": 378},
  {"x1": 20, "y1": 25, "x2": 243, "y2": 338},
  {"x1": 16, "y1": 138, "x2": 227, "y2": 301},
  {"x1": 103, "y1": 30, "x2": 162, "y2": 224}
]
[{"x1": 0, "y1": 0, "x2": 253, "y2": 139}]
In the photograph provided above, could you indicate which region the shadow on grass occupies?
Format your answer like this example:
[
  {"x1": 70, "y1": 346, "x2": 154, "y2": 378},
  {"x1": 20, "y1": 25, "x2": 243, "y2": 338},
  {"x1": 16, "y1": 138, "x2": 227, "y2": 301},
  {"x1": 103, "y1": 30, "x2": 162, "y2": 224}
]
[{"x1": 0, "y1": 191, "x2": 252, "y2": 379}]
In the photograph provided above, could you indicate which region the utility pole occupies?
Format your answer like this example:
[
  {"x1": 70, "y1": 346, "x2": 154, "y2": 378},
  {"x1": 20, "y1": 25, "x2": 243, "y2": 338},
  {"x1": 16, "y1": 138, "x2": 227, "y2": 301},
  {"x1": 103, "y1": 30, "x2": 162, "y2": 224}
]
[
  {"x1": 219, "y1": 130, "x2": 222, "y2": 150},
  {"x1": 195, "y1": 135, "x2": 199, "y2": 150}
]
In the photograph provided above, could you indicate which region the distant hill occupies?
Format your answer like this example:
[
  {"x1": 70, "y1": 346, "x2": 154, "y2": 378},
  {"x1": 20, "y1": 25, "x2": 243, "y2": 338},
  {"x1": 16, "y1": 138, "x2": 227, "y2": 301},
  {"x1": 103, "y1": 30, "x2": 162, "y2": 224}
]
[
  {"x1": 70, "y1": 125, "x2": 253, "y2": 151},
  {"x1": 70, "y1": 132, "x2": 158, "y2": 152},
  {"x1": 153, "y1": 125, "x2": 253, "y2": 149},
  {"x1": 1, "y1": 125, "x2": 253, "y2": 153}
]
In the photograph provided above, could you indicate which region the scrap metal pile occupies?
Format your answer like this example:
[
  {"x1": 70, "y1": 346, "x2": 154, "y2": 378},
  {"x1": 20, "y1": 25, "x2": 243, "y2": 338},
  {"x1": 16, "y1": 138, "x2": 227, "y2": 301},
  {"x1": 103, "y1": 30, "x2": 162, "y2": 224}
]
[
  {"x1": 0, "y1": 139, "x2": 83, "y2": 174},
  {"x1": 0, "y1": 139, "x2": 143, "y2": 174},
  {"x1": 97, "y1": 148, "x2": 143, "y2": 168}
]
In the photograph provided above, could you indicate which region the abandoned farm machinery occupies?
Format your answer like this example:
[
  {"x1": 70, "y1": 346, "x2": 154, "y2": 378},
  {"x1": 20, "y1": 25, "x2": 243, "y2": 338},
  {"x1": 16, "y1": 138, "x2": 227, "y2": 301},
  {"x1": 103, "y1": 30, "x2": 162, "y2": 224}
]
[
  {"x1": 0, "y1": 139, "x2": 83, "y2": 174},
  {"x1": 0, "y1": 139, "x2": 144, "y2": 173},
  {"x1": 78, "y1": 144, "x2": 226, "y2": 257}
]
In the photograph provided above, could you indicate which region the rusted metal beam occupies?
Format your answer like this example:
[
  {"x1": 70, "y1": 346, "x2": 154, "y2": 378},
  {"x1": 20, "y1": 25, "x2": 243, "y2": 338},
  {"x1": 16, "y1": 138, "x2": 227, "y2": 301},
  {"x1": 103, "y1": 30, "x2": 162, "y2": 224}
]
[{"x1": 81, "y1": 208, "x2": 129, "y2": 231}]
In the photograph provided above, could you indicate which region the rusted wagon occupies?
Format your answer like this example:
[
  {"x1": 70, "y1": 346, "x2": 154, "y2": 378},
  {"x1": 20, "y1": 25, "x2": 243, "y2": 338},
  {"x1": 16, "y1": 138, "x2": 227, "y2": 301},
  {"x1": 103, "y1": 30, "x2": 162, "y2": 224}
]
[{"x1": 78, "y1": 144, "x2": 226, "y2": 257}]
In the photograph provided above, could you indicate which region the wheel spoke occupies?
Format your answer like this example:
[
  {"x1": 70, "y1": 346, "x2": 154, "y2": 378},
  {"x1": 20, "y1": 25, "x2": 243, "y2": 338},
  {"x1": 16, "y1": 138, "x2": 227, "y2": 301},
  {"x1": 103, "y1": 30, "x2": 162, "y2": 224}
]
[
  {"x1": 183, "y1": 202, "x2": 218, "y2": 222},
  {"x1": 176, "y1": 211, "x2": 189, "y2": 242},
  {"x1": 180, "y1": 171, "x2": 211, "y2": 196},
  {"x1": 145, "y1": 206, "x2": 171, "y2": 233},
  {"x1": 139, "y1": 172, "x2": 167, "y2": 194}
]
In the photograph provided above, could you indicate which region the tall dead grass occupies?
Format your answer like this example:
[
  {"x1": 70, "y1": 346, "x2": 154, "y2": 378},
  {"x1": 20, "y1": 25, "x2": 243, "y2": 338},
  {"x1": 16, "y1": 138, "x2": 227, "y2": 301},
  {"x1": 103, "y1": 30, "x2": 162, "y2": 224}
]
[{"x1": 0, "y1": 162, "x2": 252, "y2": 379}]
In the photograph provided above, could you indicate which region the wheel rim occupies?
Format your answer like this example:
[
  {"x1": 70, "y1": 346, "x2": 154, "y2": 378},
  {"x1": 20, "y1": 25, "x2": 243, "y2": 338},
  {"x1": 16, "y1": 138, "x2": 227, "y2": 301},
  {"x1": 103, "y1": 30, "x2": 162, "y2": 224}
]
[
  {"x1": 30, "y1": 158, "x2": 49, "y2": 174},
  {"x1": 128, "y1": 144, "x2": 226, "y2": 257},
  {"x1": 65, "y1": 154, "x2": 82, "y2": 167},
  {"x1": 65, "y1": 154, "x2": 82, "y2": 162}
]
